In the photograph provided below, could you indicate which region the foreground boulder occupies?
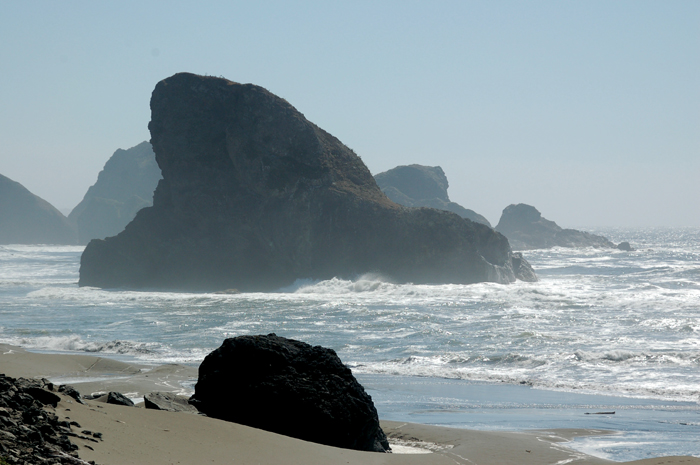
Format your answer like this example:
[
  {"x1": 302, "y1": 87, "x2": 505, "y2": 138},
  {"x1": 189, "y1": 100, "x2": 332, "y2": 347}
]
[
  {"x1": 189, "y1": 334, "x2": 390, "y2": 452},
  {"x1": 80, "y1": 73, "x2": 532, "y2": 290},
  {"x1": 0, "y1": 173, "x2": 77, "y2": 245},
  {"x1": 495, "y1": 204, "x2": 620, "y2": 250},
  {"x1": 69, "y1": 141, "x2": 161, "y2": 244},
  {"x1": 374, "y1": 164, "x2": 491, "y2": 226}
]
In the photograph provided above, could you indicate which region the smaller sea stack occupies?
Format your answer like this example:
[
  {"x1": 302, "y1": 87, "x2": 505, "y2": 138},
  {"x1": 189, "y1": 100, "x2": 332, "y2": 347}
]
[{"x1": 496, "y1": 203, "x2": 619, "y2": 250}]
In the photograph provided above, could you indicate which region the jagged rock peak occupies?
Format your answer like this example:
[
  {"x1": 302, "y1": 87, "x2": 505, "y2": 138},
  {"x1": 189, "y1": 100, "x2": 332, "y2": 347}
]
[
  {"x1": 79, "y1": 72, "x2": 533, "y2": 290},
  {"x1": 69, "y1": 141, "x2": 161, "y2": 244},
  {"x1": 374, "y1": 164, "x2": 491, "y2": 227}
]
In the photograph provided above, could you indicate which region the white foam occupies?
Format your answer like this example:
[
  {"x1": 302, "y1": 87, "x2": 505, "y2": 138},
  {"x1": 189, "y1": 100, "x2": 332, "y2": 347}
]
[
  {"x1": 2, "y1": 230, "x2": 700, "y2": 406},
  {"x1": 389, "y1": 439, "x2": 449, "y2": 454}
]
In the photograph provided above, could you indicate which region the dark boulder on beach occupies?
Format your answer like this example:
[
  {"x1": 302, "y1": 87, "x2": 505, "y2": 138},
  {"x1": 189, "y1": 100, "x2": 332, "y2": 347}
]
[
  {"x1": 374, "y1": 164, "x2": 491, "y2": 226},
  {"x1": 106, "y1": 391, "x2": 134, "y2": 406},
  {"x1": 69, "y1": 141, "x2": 161, "y2": 244},
  {"x1": 189, "y1": 334, "x2": 391, "y2": 452},
  {"x1": 144, "y1": 392, "x2": 198, "y2": 413},
  {"x1": 495, "y1": 203, "x2": 618, "y2": 250},
  {"x1": 79, "y1": 72, "x2": 533, "y2": 290},
  {"x1": 0, "y1": 173, "x2": 77, "y2": 245}
]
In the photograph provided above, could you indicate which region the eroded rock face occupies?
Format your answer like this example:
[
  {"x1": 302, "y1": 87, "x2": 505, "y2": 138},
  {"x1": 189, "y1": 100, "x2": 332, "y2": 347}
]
[
  {"x1": 0, "y1": 173, "x2": 77, "y2": 245},
  {"x1": 374, "y1": 165, "x2": 491, "y2": 226},
  {"x1": 79, "y1": 73, "x2": 529, "y2": 290},
  {"x1": 495, "y1": 204, "x2": 616, "y2": 250},
  {"x1": 189, "y1": 334, "x2": 390, "y2": 452},
  {"x1": 69, "y1": 141, "x2": 161, "y2": 244}
]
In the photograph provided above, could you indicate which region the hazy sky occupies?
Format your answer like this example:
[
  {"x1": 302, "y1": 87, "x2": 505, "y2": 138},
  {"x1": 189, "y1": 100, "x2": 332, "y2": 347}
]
[{"x1": 1, "y1": 1, "x2": 698, "y2": 227}]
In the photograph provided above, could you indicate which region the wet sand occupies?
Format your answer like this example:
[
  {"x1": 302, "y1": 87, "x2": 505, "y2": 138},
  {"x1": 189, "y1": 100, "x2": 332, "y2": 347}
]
[{"x1": 1, "y1": 344, "x2": 698, "y2": 465}]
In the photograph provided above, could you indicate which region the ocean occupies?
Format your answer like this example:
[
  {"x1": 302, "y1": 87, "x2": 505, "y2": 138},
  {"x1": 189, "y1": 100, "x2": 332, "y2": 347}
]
[{"x1": 1, "y1": 227, "x2": 698, "y2": 461}]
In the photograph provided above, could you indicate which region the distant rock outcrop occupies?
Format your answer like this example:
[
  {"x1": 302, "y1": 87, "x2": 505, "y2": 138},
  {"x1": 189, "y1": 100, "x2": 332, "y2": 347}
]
[
  {"x1": 189, "y1": 334, "x2": 391, "y2": 452},
  {"x1": 69, "y1": 141, "x2": 161, "y2": 244},
  {"x1": 495, "y1": 204, "x2": 617, "y2": 250},
  {"x1": 80, "y1": 73, "x2": 533, "y2": 290},
  {"x1": 617, "y1": 241, "x2": 634, "y2": 251},
  {"x1": 374, "y1": 165, "x2": 491, "y2": 226},
  {"x1": 0, "y1": 173, "x2": 77, "y2": 244}
]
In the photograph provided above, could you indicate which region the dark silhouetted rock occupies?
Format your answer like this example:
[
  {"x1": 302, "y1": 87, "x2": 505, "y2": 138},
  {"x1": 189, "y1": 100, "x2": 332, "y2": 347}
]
[
  {"x1": 495, "y1": 204, "x2": 616, "y2": 250},
  {"x1": 69, "y1": 141, "x2": 161, "y2": 244},
  {"x1": 617, "y1": 241, "x2": 634, "y2": 251},
  {"x1": 106, "y1": 391, "x2": 133, "y2": 407},
  {"x1": 189, "y1": 334, "x2": 390, "y2": 452},
  {"x1": 80, "y1": 73, "x2": 533, "y2": 290},
  {"x1": 374, "y1": 165, "x2": 491, "y2": 226},
  {"x1": 144, "y1": 392, "x2": 198, "y2": 413},
  {"x1": 0, "y1": 173, "x2": 77, "y2": 245}
]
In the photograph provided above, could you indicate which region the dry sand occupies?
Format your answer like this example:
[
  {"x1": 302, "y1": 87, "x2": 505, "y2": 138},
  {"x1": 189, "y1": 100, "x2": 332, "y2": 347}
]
[{"x1": 1, "y1": 344, "x2": 698, "y2": 465}]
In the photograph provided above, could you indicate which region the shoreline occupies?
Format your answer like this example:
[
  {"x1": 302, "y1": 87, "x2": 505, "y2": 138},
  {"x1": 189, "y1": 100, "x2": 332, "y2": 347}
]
[{"x1": 2, "y1": 343, "x2": 699, "y2": 465}]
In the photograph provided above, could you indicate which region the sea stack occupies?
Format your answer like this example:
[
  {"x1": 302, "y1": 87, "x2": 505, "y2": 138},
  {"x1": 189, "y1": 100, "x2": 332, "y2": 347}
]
[
  {"x1": 374, "y1": 164, "x2": 491, "y2": 226},
  {"x1": 495, "y1": 203, "x2": 617, "y2": 250},
  {"x1": 79, "y1": 73, "x2": 532, "y2": 290},
  {"x1": 69, "y1": 141, "x2": 161, "y2": 244}
]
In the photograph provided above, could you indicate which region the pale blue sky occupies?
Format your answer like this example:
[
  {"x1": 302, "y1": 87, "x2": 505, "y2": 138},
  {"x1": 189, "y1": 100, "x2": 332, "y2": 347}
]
[{"x1": 1, "y1": 1, "x2": 698, "y2": 227}]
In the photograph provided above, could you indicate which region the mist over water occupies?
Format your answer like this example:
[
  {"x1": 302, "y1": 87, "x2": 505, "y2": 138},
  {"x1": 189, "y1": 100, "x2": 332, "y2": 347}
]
[{"x1": 0, "y1": 227, "x2": 698, "y2": 459}]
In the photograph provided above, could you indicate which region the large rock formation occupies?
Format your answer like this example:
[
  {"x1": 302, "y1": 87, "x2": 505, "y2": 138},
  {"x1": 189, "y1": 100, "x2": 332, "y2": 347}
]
[
  {"x1": 495, "y1": 204, "x2": 617, "y2": 250},
  {"x1": 79, "y1": 73, "x2": 533, "y2": 290},
  {"x1": 0, "y1": 173, "x2": 77, "y2": 245},
  {"x1": 374, "y1": 164, "x2": 491, "y2": 226},
  {"x1": 189, "y1": 334, "x2": 390, "y2": 452},
  {"x1": 69, "y1": 141, "x2": 161, "y2": 244}
]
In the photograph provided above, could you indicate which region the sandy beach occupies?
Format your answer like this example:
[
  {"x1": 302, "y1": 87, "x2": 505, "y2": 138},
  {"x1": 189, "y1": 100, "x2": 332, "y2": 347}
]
[{"x1": 1, "y1": 344, "x2": 698, "y2": 465}]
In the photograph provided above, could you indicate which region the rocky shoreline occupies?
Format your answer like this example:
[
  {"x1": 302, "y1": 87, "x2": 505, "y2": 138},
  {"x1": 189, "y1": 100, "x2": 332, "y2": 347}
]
[
  {"x1": 0, "y1": 374, "x2": 99, "y2": 465},
  {"x1": 1, "y1": 346, "x2": 698, "y2": 465}
]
